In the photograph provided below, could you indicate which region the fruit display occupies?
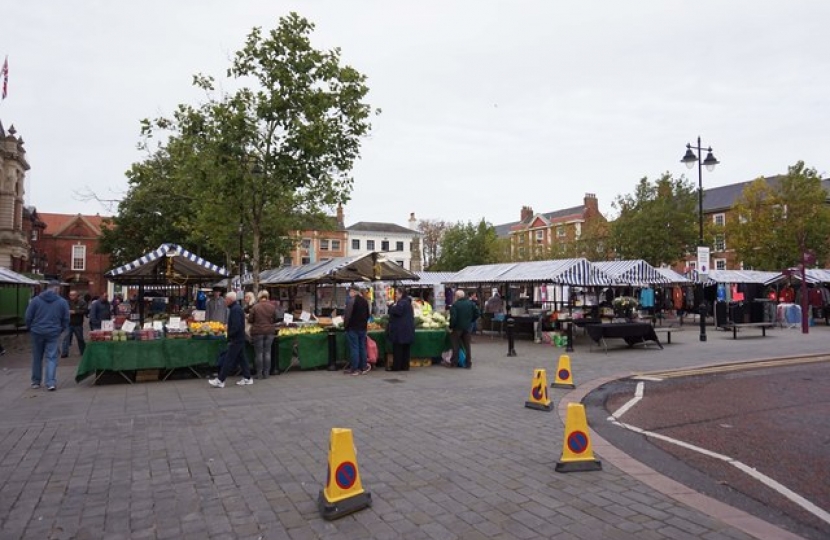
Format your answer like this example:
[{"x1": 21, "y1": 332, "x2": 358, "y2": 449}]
[
  {"x1": 367, "y1": 322, "x2": 384, "y2": 331},
  {"x1": 90, "y1": 329, "x2": 163, "y2": 341},
  {"x1": 415, "y1": 312, "x2": 448, "y2": 329},
  {"x1": 188, "y1": 321, "x2": 227, "y2": 337},
  {"x1": 278, "y1": 324, "x2": 325, "y2": 337}
]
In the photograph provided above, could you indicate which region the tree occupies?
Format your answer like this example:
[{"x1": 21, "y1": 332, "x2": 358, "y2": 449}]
[
  {"x1": 433, "y1": 219, "x2": 500, "y2": 271},
  {"x1": 727, "y1": 162, "x2": 830, "y2": 269},
  {"x1": 114, "y1": 13, "x2": 375, "y2": 290},
  {"x1": 417, "y1": 219, "x2": 448, "y2": 270},
  {"x1": 609, "y1": 173, "x2": 698, "y2": 266},
  {"x1": 571, "y1": 217, "x2": 613, "y2": 261}
]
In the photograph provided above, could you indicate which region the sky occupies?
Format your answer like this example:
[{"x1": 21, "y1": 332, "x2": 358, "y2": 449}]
[{"x1": 2, "y1": 1, "x2": 829, "y2": 230}]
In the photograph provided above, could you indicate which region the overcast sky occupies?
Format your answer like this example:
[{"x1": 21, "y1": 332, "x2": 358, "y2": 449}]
[{"x1": 2, "y1": 1, "x2": 829, "y2": 230}]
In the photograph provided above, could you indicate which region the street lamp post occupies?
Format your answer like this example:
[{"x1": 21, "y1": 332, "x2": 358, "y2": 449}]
[{"x1": 681, "y1": 136, "x2": 720, "y2": 342}]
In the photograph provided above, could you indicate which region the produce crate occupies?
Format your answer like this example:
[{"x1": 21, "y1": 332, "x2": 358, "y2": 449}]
[
  {"x1": 135, "y1": 369, "x2": 160, "y2": 383},
  {"x1": 409, "y1": 358, "x2": 433, "y2": 368}
]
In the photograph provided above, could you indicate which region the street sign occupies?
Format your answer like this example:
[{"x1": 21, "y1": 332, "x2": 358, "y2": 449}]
[{"x1": 697, "y1": 246, "x2": 710, "y2": 275}]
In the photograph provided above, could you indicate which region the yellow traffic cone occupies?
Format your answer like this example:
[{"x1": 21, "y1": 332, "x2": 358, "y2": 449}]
[
  {"x1": 318, "y1": 428, "x2": 372, "y2": 519},
  {"x1": 555, "y1": 403, "x2": 602, "y2": 473},
  {"x1": 551, "y1": 354, "x2": 576, "y2": 389},
  {"x1": 525, "y1": 369, "x2": 553, "y2": 411}
]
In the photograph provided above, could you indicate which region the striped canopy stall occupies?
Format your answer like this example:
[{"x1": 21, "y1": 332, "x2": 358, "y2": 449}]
[
  {"x1": 763, "y1": 268, "x2": 830, "y2": 286},
  {"x1": 699, "y1": 269, "x2": 780, "y2": 286},
  {"x1": 105, "y1": 243, "x2": 228, "y2": 285},
  {"x1": 398, "y1": 271, "x2": 458, "y2": 287},
  {"x1": 258, "y1": 252, "x2": 418, "y2": 285},
  {"x1": 654, "y1": 267, "x2": 693, "y2": 285},
  {"x1": 449, "y1": 259, "x2": 613, "y2": 287},
  {"x1": 593, "y1": 260, "x2": 673, "y2": 287},
  {"x1": 0, "y1": 267, "x2": 40, "y2": 285}
]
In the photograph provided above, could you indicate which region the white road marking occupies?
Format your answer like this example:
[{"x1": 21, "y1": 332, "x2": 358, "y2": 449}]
[
  {"x1": 607, "y1": 381, "x2": 643, "y2": 421},
  {"x1": 609, "y1": 418, "x2": 830, "y2": 526}
]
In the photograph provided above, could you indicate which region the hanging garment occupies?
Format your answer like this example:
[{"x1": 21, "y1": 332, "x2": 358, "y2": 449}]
[{"x1": 639, "y1": 288, "x2": 654, "y2": 308}]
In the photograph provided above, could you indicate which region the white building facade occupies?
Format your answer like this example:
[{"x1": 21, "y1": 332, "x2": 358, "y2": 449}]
[{"x1": 346, "y1": 218, "x2": 422, "y2": 271}]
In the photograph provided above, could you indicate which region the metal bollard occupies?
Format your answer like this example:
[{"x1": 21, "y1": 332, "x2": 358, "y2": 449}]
[
  {"x1": 271, "y1": 335, "x2": 280, "y2": 375},
  {"x1": 327, "y1": 328, "x2": 338, "y2": 371},
  {"x1": 506, "y1": 318, "x2": 517, "y2": 357},
  {"x1": 566, "y1": 321, "x2": 574, "y2": 353}
]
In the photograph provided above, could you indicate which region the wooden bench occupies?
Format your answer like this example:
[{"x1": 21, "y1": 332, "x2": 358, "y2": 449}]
[
  {"x1": 652, "y1": 325, "x2": 683, "y2": 344},
  {"x1": 720, "y1": 322, "x2": 775, "y2": 339}
]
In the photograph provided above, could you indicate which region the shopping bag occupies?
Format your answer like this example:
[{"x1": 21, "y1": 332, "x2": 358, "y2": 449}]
[
  {"x1": 366, "y1": 336, "x2": 378, "y2": 365},
  {"x1": 458, "y1": 346, "x2": 466, "y2": 368}
]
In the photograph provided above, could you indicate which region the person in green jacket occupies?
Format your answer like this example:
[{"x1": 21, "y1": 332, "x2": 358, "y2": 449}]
[{"x1": 449, "y1": 290, "x2": 479, "y2": 369}]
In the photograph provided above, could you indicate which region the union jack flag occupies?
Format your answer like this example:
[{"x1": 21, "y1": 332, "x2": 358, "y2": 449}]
[{"x1": 1, "y1": 56, "x2": 7, "y2": 100}]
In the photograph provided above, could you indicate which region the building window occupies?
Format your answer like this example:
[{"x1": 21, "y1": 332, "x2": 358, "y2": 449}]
[
  {"x1": 72, "y1": 245, "x2": 86, "y2": 271},
  {"x1": 351, "y1": 239, "x2": 360, "y2": 250},
  {"x1": 381, "y1": 240, "x2": 389, "y2": 251},
  {"x1": 713, "y1": 213, "x2": 725, "y2": 227},
  {"x1": 320, "y1": 239, "x2": 329, "y2": 251},
  {"x1": 575, "y1": 223, "x2": 582, "y2": 238},
  {"x1": 282, "y1": 256, "x2": 292, "y2": 266},
  {"x1": 714, "y1": 234, "x2": 726, "y2": 252},
  {"x1": 535, "y1": 230, "x2": 544, "y2": 244},
  {"x1": 396, "y1": 260, "x2": 404, "y2": 266},
  {"x1": 396, "y1": 241, "x2": 404, "y2": 251},
  {"x1": 689, "y1": 260, "x2": 697, "y2": 270},
  {"x1": 557, "y1": 226, "x2": 565, "y2": 238},
  {"x1": 31, "y1": 229, "x2": 38, "y2": 241},
  {"x1": 331, "y1": 240, "x2": 341, "y2": 251},
  {"x1": 301, "y1": 257, "x2": 310, "y2": 265},
  {"x1": 367, "y1": 239, "x2": 375, "y2": 250},
  {"x1": 301, "y1": 238, "x2": 311, "y2": 249},
  {"x1": 715, "y1": 258, "x2": 727, "y2": 270}
]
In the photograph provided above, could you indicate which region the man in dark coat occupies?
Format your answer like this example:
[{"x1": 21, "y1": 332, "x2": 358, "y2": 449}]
[
  {"x1": 388, "y1": 287, "x2": 415, "y2": 371},
  {"x1": 209, "y1": 291, "x2": 253, "y2": 388},
  {"x1": 449, "y1": 290, "x2": 479, "y2": 368},
  {"x1": 344, "y1": 285, "x2": 371, "y2": 375}
]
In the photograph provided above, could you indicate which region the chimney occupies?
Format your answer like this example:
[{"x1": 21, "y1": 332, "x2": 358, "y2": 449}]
[
  {"x1": 408, "y1": 212, "x2": 417, "y2": 231},
  {"x1": 583, "y1": 193, "x2": 598, "y2": 218},
  {"x1": 336, "y1": 204, "x2": 344, "y2": 228},
  {"x1": 520, "y1": 206, "x2": 534, "y2": 222}
]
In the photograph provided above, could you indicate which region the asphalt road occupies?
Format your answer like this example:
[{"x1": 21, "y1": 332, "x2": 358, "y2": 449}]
[{"x1": 584, "y1": 359, "x2": 830, "y2": 540}]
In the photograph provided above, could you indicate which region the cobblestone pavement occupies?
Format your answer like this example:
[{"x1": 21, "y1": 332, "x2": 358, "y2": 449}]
[{"x1": 0, "y1": 325, "x2": 826, "y2": 539}]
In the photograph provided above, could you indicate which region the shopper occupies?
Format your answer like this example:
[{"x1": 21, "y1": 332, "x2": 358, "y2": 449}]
[
  {"x1": 449, "y1": 290, "x2": 479, "y2": 369},
  {"x1": 344, "y1": 285, "x2": 371, "y2": 375},
  {"x1": 25, "y1": 280, "x2": 70, "y2": 391},
  {"x1": 206, "y1": 288, "x2": 228, "y2": 324},
  {"x1": 61, "y1": 290, "x2": 87, "y2": 358},
  {"x1": 248, "y1": 290, "x2": 278, "y2": 379},
  {"x1": 88, "y1": 293, "x2": 112, "y2": 331},
  {"x1": 209, "y1": 291, "x2": 252, "y2": 388},
  {"x1": 388, "y1": 287, "x2": 415, "y2": 371}
]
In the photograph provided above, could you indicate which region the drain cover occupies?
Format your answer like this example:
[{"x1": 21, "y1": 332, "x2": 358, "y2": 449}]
[{"x1": 384, "y1": 378, "x2": 404, "y2": 383}]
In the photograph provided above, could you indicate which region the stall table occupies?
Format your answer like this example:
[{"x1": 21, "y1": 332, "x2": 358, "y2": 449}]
[
  {"x1": 76, "y1": 338, "x2": 227, "y2": 383},
  {"x1": 332, "y1": 329, "x2": 451, "y2": 368},
  {"x1": 584, "y1": 322, "x2": 663, "y2": 353}
]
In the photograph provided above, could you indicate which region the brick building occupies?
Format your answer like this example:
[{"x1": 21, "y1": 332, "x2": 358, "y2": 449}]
[
  {"x1": 496, "y1": 193, "x2": 605, "y2": 260},
  {"x1": 285, "y1": 205, "x2": 348, "y2": 266},
  {"x1": 34, "y1": 213, "x2": 110, "y2": 297}
]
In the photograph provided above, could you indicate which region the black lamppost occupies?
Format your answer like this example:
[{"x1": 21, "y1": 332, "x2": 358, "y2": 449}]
[
  {"x1": 238, "y1": 221, "x2": 244, "y2": 289},
  {"x1": 681, "y1": 137, "x2": 720, "y2": 342}
]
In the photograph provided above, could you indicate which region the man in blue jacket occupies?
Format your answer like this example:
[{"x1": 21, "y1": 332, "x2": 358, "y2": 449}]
[
  {"x1": 25, "y1": 280, "x2": 70, "y2": 391},
  {"x1": 209, "y1": 291, "x2": 253, "y2": 388}
]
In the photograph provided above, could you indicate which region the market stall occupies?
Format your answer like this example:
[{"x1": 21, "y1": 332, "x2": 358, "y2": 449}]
[
  {"x1": 0, "y1": 268, "x2": 38, "y2": 330},
  {"x1": 76, "y1": 244, "x2": 230, "y2": 384},
  {"x1": 701, "y1": 270, "x2": 780, "y2": 328}
]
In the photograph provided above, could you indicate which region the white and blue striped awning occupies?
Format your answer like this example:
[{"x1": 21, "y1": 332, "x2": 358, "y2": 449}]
[
  {"x1": 449, "y1": 259, "x2": 613, "y2": 287},
  {"x1": 105, "y1": 243, "x2": 228, "y2": 284},
  {"x1": 700, "y1": 269, "x2": 780, "y2": 286},
  {"x1": 593, "y1": 260, "x2": 673, "y2": 287},
  {"x1": 399, "y1": 272, "x2": 458, "y2": 287},
  {"x1": 763, "y1": 268, "x2": 830, "y2": 286},
  {"x1": 257, "y1": 253, "x2": 419, "y2": 285},
  {"x1": 654, "y1": 267, "x2": 692, "y2": 285}
]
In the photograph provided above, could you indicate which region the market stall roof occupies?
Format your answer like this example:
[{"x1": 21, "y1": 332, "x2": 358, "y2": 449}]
[
  {"x1": 258, "y1": 252, "x2": 419, "y2": 285},
  {"x1": 0, "y1": 267, "x2": 39, "y2": 285},
  {"x1": 449, "y1": 259, "x2": 613, "y2": 286},
  {"x1": 700, "y1": 269, "x2": 779, "y2": 285},
  {"x1": 763, "y1": 268, "x2": 830, "y2": 286},
  {"x1": 398, "y1": 272, "x2": 458, "y2": 287},
  {"x1": 654, "y1": 267, "x2": 693, "y2": 285},
  {"x1": 593, "y1": 260, "x2": 673, "y2": 286},
  {"x1": 105, "y1": 243, "x2": 229, "y2": 284}
]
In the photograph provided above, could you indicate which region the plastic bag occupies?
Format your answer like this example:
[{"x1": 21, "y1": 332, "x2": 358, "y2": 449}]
[
  {"x1": 366, "y1": 336, "x2": 378, "y2": 365},
  {"x1": 458, "y1": 346, "x2": 466, "y2": 368}
]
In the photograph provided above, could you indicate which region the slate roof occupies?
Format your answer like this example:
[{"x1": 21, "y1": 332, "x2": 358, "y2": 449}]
[
  {"x1": 703, "y1": 176, "x2": 830, "y2": 212},
  {"x1": 494, "y1": 204, "x2": 586, "y2": 238},
  {"x1": 347, "y1": 221, "x2": 420, "y2": 235}
]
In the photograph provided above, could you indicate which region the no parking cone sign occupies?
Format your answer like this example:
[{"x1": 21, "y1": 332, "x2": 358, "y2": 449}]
[
  {"x1": 318, "y1": 428, "x2": 372, "y2": 519},
  {"x1": 525, "y1": 369, "x2": 553, "y2": 411},
  {"x1": 555, "y1": 403, "x2": 602, "y2": 473}
]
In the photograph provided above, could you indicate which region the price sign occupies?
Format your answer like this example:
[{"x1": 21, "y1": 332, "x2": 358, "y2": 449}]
[
  {"x1": 121, "y1": 320, "x2": 136, "y2": 333},
  {"x1": 283, "y1": 313, "x2": 294, "y2": 324}
]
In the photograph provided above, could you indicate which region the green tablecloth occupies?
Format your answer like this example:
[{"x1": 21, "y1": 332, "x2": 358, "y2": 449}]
[
  {"x1": 75, "y1": 338, "x2": 227, "y2": 382},
  {"x1": 333, "y1": 329, "x2": 450, "y2": 366}
]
